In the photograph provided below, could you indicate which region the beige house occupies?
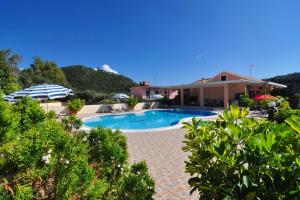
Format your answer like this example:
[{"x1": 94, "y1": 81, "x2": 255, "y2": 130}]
[{"x1": 131, "y1": 71, "x2": 287, "y2": 107}]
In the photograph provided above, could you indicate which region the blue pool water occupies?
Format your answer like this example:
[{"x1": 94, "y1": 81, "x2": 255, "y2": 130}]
[{"x1": 84, "y1": 109, "x2": 215, "y2": 130}]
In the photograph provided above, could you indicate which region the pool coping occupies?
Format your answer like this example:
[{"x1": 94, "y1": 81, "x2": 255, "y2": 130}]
[{"x1": 80, "y1": 109, "x2": 218, "y2": 133}]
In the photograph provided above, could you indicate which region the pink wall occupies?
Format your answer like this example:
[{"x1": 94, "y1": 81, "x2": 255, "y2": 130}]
[
  {"x1": 131, "y1": 87, "x2": 147, "y2": 98},
  {"x1": 203, "y1": 86, "x2": 224, "y2": 100},
  {"x1": 209, "y1": 72, "x2": 244, "y2": 82},
  {"x1": 228, "y1": 84, "x2": 246, "y2": 99}
]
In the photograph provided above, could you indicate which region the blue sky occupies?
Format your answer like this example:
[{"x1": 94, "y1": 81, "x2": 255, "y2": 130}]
[{"x1": 1, "y1": 0, "x2": 300, "y2": 85}]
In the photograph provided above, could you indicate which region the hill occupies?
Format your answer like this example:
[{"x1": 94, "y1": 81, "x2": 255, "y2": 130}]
[
  {"x1": 62, "y1": 65, "x2": 137, "y2": 94},
  {"x1": 265, "y1": 72, "x2": 300, "y2": 108},
  {"x1": 265, "y1": 72, "x2": 300, "y2": 96}
]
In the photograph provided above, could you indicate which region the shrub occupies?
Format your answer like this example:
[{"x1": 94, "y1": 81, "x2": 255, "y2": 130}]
[
  {"x1": 0, "y1": 98, "x2": 155, "y2": 199},
  {"x1": 12, "y1": 97, "x2": 46, "y2": 132},
  {"x1": 118, "y1": 161, "x2": 155, "y2": 200},
  {"x1": 61, "y1": 115, "x2": 83, "y2": 132},
  {"x1": 0, "y1": 119, "x2": 98, "y2": 199},
  {"x1": 238, "y1": 95, "x2": 256, "y2": 108},
  {"x1": 0, "y1": 100, "x2": 18, "y2": 142},
  {"x1": 127, "y1": 96, "x2": 138, "y2": 110},
  {"x1": 158, "y1": 97, "x2": 172, "y2": 107},
  {"x1": 100, "y1": 98, "x2": 118, "y2": 104},
  {"x1": 46, "y1": 110, "x2": 57, "y2": 119},
  {"x1": 67, "y1": 98, "x2": 85, "y2": 115},
  {"x1": 75, "y1": 90, "x2": 107, "y2": 105},
  {"x1": 183, "y1": 105, "x2": 300, "y2": 199},
  {"x1": 88, "y1": 128, "x2": 128, "y2": 183},
  {"x1": 0, "y1": 89, "x2": 4, "y2": 100},
  {"x1": 87, "y1": 128, "x2": 155, "y2": 198},
  {"x1": 271, "y1": 97, "x2": 300, "y2": 123}
]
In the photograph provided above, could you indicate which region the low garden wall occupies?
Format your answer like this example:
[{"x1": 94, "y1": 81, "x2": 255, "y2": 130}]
[
  {"x1": 40, "y1": 102, "x2": 161, "y2": 114},
  {"x1": 40, "y1": 102, "x2": 69, "y2": 114}
]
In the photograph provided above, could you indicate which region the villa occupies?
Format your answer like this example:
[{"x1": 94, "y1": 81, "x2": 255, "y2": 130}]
[{"x1": 131, "y1": 71, "x2": 287, "y2": 107}]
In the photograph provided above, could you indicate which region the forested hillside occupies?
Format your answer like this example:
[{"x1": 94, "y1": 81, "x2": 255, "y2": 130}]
[
  {"x1": 62, "y1": 65, "x2": 137, "y2": 93},
  {"x1": 265, "y1": 72, "x2": 300, "y2": 96},
  {"x1": 265, "y1": 72, "x2": 300, "y2": 108}
]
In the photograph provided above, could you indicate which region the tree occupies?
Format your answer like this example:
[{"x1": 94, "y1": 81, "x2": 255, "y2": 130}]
[
  {"x1": 127, "y1": 96, "x2": 139, "y2": 110},
  {"x1": 0, "y1": 49, "x2": 21, "y2": 94},
  {"x1": 62, "y1": 65, "x2": 137, "y2": 93},
  {"x1": 19, "y1": 57, "x2": 69, "y2": 88}
]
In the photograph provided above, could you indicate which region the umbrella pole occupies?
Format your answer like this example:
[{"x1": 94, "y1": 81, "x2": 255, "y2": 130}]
[{"x1": 46, "y1": 99, "x2": 48, "y2": 112}]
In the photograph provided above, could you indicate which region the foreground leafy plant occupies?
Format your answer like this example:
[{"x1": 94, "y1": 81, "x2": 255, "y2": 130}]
[
  {"x1": 118, "y1": 161, "x2": 155, "y2": 200},
  {"x1": 0, "y1": 97, "x2": 155, "y2": 199},
  {"x1": 183, "y1": 105, "x2": 300, "y2": 199}
]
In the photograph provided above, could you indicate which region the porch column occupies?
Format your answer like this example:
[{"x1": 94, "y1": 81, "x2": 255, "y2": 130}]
[
  {"x1": 199, "y1": 87, "x2": 204, "y2": 107},
  {"x1": 244, "y1": 85, "x2": 248, "y2": 96},
  {"x1": 224, "y1": 84, "x2": 229, "y2": 107},
  {"x1": 180, "y1": 89, "x2": 184, "y2": 106}
]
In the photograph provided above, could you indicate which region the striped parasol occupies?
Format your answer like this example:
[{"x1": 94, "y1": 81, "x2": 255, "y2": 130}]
[
  {"x1": 5, "y1": 84, "x2": 73, "y2": 102},
  {"x1": 4, "y1": 92, "x2": 19, "y2": 102}
]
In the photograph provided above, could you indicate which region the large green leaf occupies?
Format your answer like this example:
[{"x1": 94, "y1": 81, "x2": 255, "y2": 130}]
[{"x1": 285, "y1": 116, "x2": 300, "y2": 134}]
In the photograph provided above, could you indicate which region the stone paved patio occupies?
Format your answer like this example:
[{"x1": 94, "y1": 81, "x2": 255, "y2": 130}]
[
  {"x1": 78, "y1": 112, "x2": 219, "y2": 199},
  {"x1": 124, "y1": 129, "x2": 199, "y2": 199}
]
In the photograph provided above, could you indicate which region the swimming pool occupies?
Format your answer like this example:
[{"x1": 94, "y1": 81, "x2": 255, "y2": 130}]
[{"x1": 83, "y1": 109, "x2": 216, "y2": 130}]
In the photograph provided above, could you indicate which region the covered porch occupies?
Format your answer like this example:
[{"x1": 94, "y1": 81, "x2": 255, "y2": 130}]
[{"x1": 166, "y1": 81, "x2": 279, "y2": 108}]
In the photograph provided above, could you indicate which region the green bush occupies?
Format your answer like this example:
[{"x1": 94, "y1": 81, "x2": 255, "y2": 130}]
[
  {"x1": 274, "y1": 97, "x2": 300, "y2": 123},
  {"x1": 67, "y1": 98, "x2": 85, "y2": 114},
  {"x1": 75, "y1": 90, "x2": 108, "y2": 105},
  {"x1": 158, "y1": 97, "x2": 172, "y2": 105},
  {"x1": 87, "y1": 128, "x2": 155, "y2": 198},
  {"x1": 0, "y1": 119, "x2": 96, "y2": 199},
  {"x1": 88, "y1": 128, "x2": 128, "y2": 183},
  {"x1": 0, "y1": 100, "x2": 18, "y2": 142},
  {"x1": 100, "y1": 98, "x2": 118, "y2": 104},
  {"x1": 238, "y1": 95, "x2": 256, "y2": 108},
  {"x1": 12, "y1": 97, "x2": 46, "y2": 132},
  {"x1": 61, "y1": 115, "x2": 83, "y2": 132},
  {"x1": 0, "y1": 98, "x2": 155, "y2": 199},
  {"x1": 0, "y1": 89, "x2": 4, "y2": 100},
  {"x1": 183, "y1": 105, "x2": 300, "y2": 199},
  {"x1": 46, "y1": 110, "x2": 57, "y2": 119},
  {"x1": 127, "y1": 96, "x2": 138, "y2": 110},
  {"x1": 118, "y1": 161, "x2": 155, "y2": 200}
]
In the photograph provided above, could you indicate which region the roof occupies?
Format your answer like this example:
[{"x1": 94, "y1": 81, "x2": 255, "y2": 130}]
[
  {"x1": 208, "y1": 71, "x2": 261, "y2": 82},
  {"x1": 164, "y1": 79, "x2": 287, "y2": 89},
  {"x1": 131, "y1": 71, "x2": 287, "y2": 89}
]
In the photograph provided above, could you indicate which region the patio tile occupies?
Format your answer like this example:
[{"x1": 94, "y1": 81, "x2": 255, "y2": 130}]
[{"x1": 124, "y1": 128, "x2": 199, "y2": 199}]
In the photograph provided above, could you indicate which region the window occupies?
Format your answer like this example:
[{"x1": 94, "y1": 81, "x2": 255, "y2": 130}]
[{"x1": 220, "y1": 75, "x2": 227, "y2": 81}]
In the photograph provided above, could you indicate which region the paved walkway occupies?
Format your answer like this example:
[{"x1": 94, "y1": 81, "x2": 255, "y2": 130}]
[
  {"x1": 77, "y1": 111, "x2": 215, "y2": 199},
  {"x1": 124, "y1": 129, "x2": 199, "y2": 199}
]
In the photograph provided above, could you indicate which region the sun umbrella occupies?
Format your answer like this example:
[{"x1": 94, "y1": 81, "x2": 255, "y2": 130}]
[
  {"x1": 112, "y1": 93, "x2": 129, "y2": 99},
  {"x1": 4, "y1": 92, "x2": 19, "y2": 102},
  {"x1": 5, "y1": 84, "x2": 73, "y2": 102},
  {"x1": 254, "y1": 94, "x2": 276, "y2": 101}
]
